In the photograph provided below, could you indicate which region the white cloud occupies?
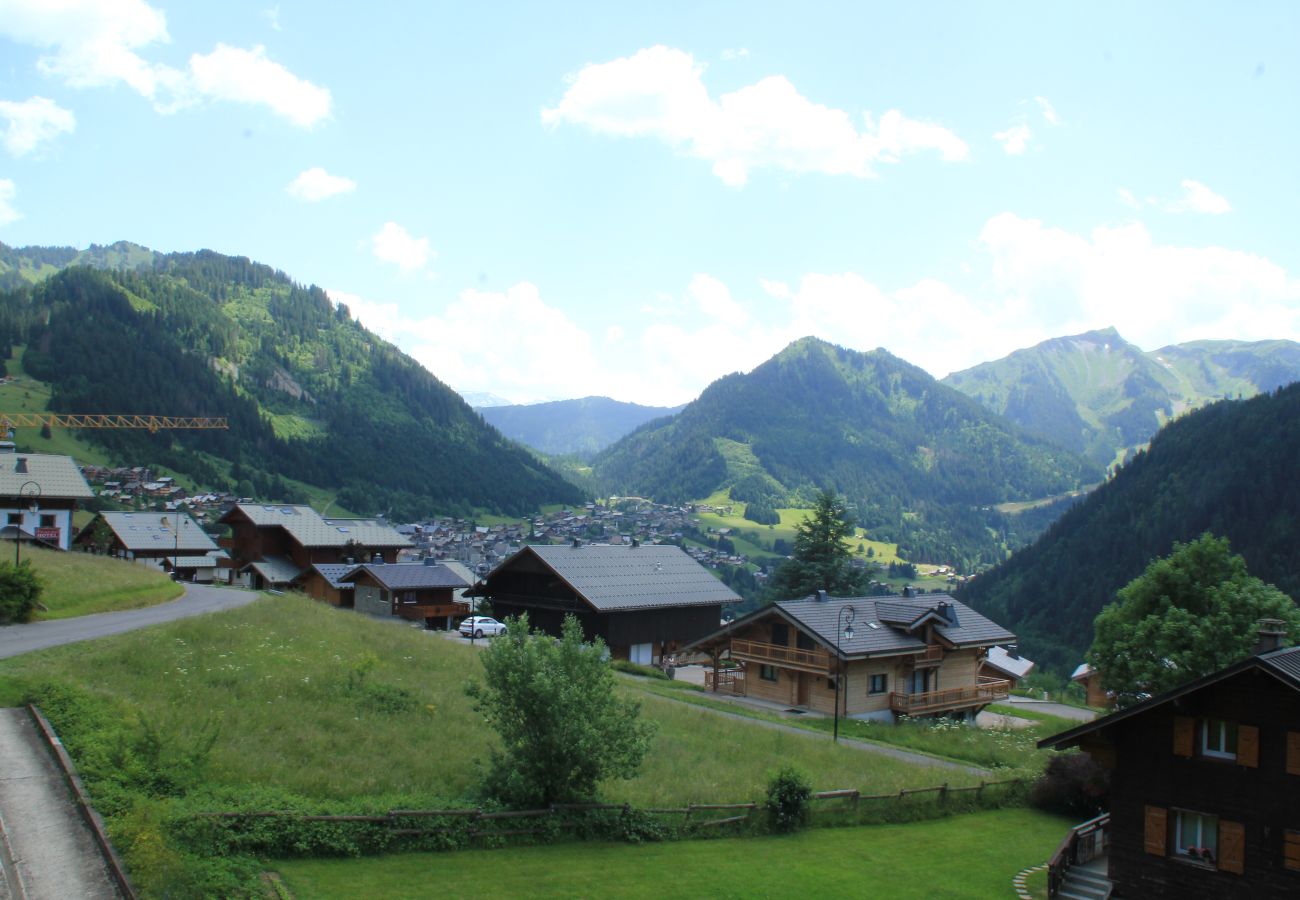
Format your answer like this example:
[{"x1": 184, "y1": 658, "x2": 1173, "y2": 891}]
[
  {"x1": 370, "y1": 222, "x2": 434, "y2": 271},
  {"x1": 188, "y1": 44, "x2": 331, "y2": 127},
  {"x1": 262, "y1": 6, "x2": 282, "y2": 31},
  {"x1": 0, "y1": 1, "x2": 330, "y2": 126},
  {"x1": 0, "y1": 96, "x2": 75, "y2": 155},
  {"x1": 720, "y1": 47, "x2": 749, "y2": 61},
  {"x1": 993, "y1": 123, "x2": 1032, "y2": 155},
  {"x1": 0, "y1": 179, "x2": 19, "y2": 225},
  {"x1": 1169, "y1": 179, "x2": 1231, "y2": 215},
  {"x1": 543, "y1": 45, "x2": 967, "y2": 186},
  {"x1": 286, "y1": 166, "x2": 356, "y2": 201},
  {"x1": 688, "y1": 273, "x2": 748, "y2": 326},
  {"x1": 1034, "y1": 96, "x2": 1060, "y2": 126}
]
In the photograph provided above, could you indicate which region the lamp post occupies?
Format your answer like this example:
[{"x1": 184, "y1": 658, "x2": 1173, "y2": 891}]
[
  {"x1": 160, "y1": 513, "x2": 181, "y2": 578},
  {"x1": 833, "y1": 603, "x2": 856, "y2": 742},
  {"x1": 15, "y1": 481, "x2": 39, "y2": 566}
]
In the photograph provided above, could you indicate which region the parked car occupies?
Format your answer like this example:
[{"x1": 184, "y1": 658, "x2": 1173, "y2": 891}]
[{"x1": 459, "y1": 616, "x2": 507, "y2": 639}]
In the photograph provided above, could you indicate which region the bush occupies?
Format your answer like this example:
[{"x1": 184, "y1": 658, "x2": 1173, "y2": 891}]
[
  {"x1": 610, "y1": 659, "x2": 670, "y2": 680},
  {"x1": 765, "y1": 765, "x2": 812, "y2": 834},
  {"x1": 1030, "y1": 752, "x2": 1109, "y2": 818},
  {"x1": 0, "y1": 560, "x2": 43, "y2": 623}
]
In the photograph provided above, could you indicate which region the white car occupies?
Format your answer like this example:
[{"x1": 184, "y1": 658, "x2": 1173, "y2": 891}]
[{"x1": 459, "y1": 616, "x2": 507, "y2": 639}]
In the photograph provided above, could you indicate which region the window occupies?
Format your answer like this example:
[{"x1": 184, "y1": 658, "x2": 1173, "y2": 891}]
[
  {"x1": 759, "y1": 664, "x2": 778, "y2": 682},
  {"x1": 796, "y1": 631, "x2": 816, "y2": 651},
  {"x1": 401, "y1": 591, "x2": 417, "y2": 604},
  {"x1": 39, "y1": 514, "x2": 54, "y2": 528},
  {"x1": 1201, "y1": 719, "x2": 1238, "y2": 760},
  {"x1": 1173, "y1": 809, "x2": 1218, "y2": 865},
  {"x1": 6, "y1": 513, "x2": 18, "y2": 525},
  {"x1": 869, "y1": 673, "x2": 888, "y2": 694},
  {"x1": 770, "y1": 623, "x2": 788, "y2": 646}
]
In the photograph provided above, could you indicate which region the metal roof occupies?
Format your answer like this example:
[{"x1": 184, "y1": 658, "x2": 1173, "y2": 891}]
[
  {"x1": 1040, "y1": 646, "x2": 1300, "y2": 751},
  {"x1": 222, "y1": 504, "x2": 411, "y2": 550},
  {"x1": 0, "y1": 453, "x2": 93, "y2": 500},
  {"x1": 309, "y1": 563, "x2": 360, "y2": 590},
  {"x1": 500, "y1": 543, "x2": 741, "y2": 612},
  {"x1": 242, "y1": 555, "x2": 303, "y2": 585},
  {"x1": 346, "y1": 562, "x2": 469, "y2": 591},
  {"x1": 95, "y1": 511, "x2": 218, "y2": 553},
  {"x1": 983, "y1": 646, "x2": 1036, "y2": 679}
]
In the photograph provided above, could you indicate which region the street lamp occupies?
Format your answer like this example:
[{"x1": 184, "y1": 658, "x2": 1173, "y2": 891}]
[
  {"x1": 160, "y1": 514, "x2": 181, "y2": 578},
  {"x1": 15, "y1": 481, "x2": 39, "y2": 566},
  {"x1": 833, "y1": 603, "x2": 856, "y2": 742}
]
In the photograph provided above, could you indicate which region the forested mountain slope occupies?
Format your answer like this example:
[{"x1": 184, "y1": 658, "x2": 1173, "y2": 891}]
[
  {"x1": 943, "y1": 327, "x2": 1300, "y2": 467},
  {"x1": 478, "y1": 396, "x2": 685, "y2": 456},
  {"x1": 593, "y1": 337, "x2": 1100, "y2": 569},
  {"x1": 0, "y1": 244, "x2": 582, "y2": 518},
  {"x1": 959, "y1": 383, "x2": 1300, "y2": 674}
]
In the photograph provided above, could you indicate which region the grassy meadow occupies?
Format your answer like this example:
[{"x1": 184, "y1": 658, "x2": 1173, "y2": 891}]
[
  {"x1": 275, "y1": 807, "x2": 1073, "y2": 899},
  {"x1": 20, "y1": 545, "x2": 183, "y2": 619}
]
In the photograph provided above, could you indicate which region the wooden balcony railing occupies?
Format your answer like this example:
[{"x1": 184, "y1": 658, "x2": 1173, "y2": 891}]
[
  {"x1": 1047, "y1": 813, "x2": 1110, "y2": 898},
  {"x1": 705, "y1": 669, "x2": 746, "y2": 696},
  {"x1": 914, "y1": 645, "x2": 944, "y2": 665},
  {"x1": 890, "y1": 679, "x2": 1011, "y2": 715},
  {"x1": 730, "y1": 639, "x2": 831, "y2": 673}
]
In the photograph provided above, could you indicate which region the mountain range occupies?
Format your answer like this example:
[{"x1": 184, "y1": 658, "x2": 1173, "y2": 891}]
[
  {"x1": 0, "y1": 241, "x2": 582, "y2": 519},
  {"x1": 942, "y1": 327, "x2": 1300, "y2": 468},
  {"x1": 477, "y1": 397, "x2": 684, "y2": 457}
]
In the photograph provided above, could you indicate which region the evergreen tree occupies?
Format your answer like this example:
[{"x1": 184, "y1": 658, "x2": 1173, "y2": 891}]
[{"x1": 766, "y1": 490, "x2": 867, "y2": 600}]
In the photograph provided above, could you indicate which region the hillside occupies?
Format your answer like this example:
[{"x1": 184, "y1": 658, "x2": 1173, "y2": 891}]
[
  {"x1": 958, "y1": 382, "x2": 1300, "y2": 675},
  {"x1": 0, "y1": 242, "x2": 583, "y2": 518},
  {"x1": 942, "y1": 327, "x2": 1300, "y2": 467},
  {"x1": 477, "y1": 396, "x2": 684, "y2": 456},
  {"x1": 592, "y1": 337, "x2": 1100, "y2": 570}
]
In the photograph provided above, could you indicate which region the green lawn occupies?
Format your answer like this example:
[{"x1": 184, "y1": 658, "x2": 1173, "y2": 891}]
[
  {"x1": 274, "y1": 807, "x2": 1072, "y2": 899},
  {"x1": 20, "y1": 545, "x2": 183, "y2": 619}
]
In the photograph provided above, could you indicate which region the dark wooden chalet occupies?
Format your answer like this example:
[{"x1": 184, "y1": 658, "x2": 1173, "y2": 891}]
[
  {"x1": 1039, "y1": 627, "x2": 1300, "y2": 899},
  {"x1": 480, "y1": 543, "x2": 740, "y2": 664},
  {"x1": 343, "y1": 560, "x2": 470, "y2": 628},
  {"x1": 299, "y1": 563, "x2": 358, "y2": 607}
]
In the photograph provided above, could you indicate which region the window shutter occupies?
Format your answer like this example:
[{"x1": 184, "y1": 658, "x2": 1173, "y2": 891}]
[
  {"x1": 1144, "y1": 805, "x2": 1167, "y2": 856},
  {"x1": 1173, "y1": 716, "x2": 1194, "y2": 757},
  {"x1": 1284, "y1": 831, "x2": 1300, "y2": 872},
  {"x1": 1218, "y1": 820, "x2": 1245, "y2": 875},
  {"x1": 1237, "y1": 725, "x2": 1259, "y2": 768},
  {"x1": 1288, "y1": 732, "x2": 1300, "y2": 776}
]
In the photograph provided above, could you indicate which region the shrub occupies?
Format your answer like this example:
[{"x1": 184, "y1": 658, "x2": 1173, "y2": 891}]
[
  {"x1": 0, "y1": 560, "x2": 42, "y2": 623},
  {"x1": 765, "y1": 765, "x2": 812, "y2": 834},
  {"x1": 1030, "y1": 752, "x2": 1109, "y2": 818},
  {"x1": 610, "y1": 659, "x2": 670, "y2": 680}
]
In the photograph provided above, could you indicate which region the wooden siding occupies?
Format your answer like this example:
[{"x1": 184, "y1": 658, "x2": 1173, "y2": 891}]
[{"x1": 1096, "y1": 667, "x2": 1300, "y2": 899}]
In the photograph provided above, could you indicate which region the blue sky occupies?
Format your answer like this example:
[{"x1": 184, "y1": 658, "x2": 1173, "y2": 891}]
[{"x1": 1, "y1": 1, "x2": 1297, "y2": 405}]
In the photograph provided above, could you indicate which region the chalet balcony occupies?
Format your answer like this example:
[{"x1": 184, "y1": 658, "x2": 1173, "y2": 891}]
[
  {"x1": 729, "y1": 638, "x2": 832, "y2": 673},
  {"x1": 889, "y1": 677, "x2": 1011, "y2": 716},
  {"x1": 913, "y1": 644, "x2": 944, "y2": 666}
]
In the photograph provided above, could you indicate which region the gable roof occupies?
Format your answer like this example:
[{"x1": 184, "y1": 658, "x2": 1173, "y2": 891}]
[
  {"x1": 1039, "y1": 646, "x2": 1300, "y2": 751},
  {"x1": 685, "y1": 592, "x2": 1015, "y2": 659},
  {"x1": 221, "y1": 503, "x2": 411, "y2": 550},
  {"x1": 343, "y1": 562, "x2": 469, "y2": 591},
  {"x1": 309, "y1": 563, "x2": 360, "y2": 590},
  {"x1": 92, "y1": 511, "x2": 218, "y2": 553},
  {"x1": 493, "y1": 543, "x2": 741, "y2": 613},
  {"x1": 0, "y1": 452, "x2": 93, "y2": 500},
  {"x1": 983, "y1": 645, "x2": 1036, "y2": 680},
  {"x1": 242, "y1": 555, "x2": 302, "y2": 586}
]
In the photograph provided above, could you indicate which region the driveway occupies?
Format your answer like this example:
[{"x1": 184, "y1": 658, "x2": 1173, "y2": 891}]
[
  {"x1": 1002, "y1": 695, "x2": 1098, "y2": 723},
  {"x1": 0, "y1": 583, "x2": 262, "y2": 660}
]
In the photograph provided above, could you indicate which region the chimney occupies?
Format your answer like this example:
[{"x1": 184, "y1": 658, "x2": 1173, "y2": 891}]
[
  {"x1": 571, "y1": 538, "x2": 581, "y2": 548},
  {"x1": 14, "y1": 457, "x2": 27, "y2": 474},
  {"x1": 1255, "y1": 618, "x2": 1287, "y2": 655},
  {"x1": 936, "y1": 600, "x2": 951, "y2": 623},
  {"x1": 902, "y1": 585, "x2": 914, "y2": 598},
  {"x1": 423, "y1": 556, "x2": 438, "y2": 566},
  {"x1": 816, "y1": 589, "x2": 829, "y2": 603},
  {"x1": 372, "y1": 553, "x2": 383, "y2": 565}
]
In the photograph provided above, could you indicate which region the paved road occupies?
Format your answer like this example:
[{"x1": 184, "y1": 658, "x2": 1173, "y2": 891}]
[
  {"x1": 0, "y1": 583, "x2": 262, "y2": 660},
  {"x1": 1002, "y1": 695, "x2": 1098, "y2": 723},
  {"x1": 0, "y1": 708, "x2": 117, "y2": 899}
]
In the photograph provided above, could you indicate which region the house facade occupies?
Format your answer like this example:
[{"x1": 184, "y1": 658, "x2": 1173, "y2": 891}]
[
  {"x1": 1041, "y1": 633, "x2": 1300, "y2": 898},
  {"x1": 684, "y1": 591, "x2": 1015, "y2": 722},
  {"x1": 0, "y1": 445, "x2": 93, "y2": 551},
  {"x1": 480, "y1": 543, "x2": 740, "y2": 664},
  {"x1": 343, "y1": 560, "x2": 469, "y2": 628}
]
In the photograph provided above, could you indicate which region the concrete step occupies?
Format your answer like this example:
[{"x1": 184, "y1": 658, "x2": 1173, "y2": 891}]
[
  {"x1": 1072, "y1": 871, "x2": 1111, "y2": 890},
  {"x1": 1059, "y1": 880, "x2": 1110, "y2": 900}
]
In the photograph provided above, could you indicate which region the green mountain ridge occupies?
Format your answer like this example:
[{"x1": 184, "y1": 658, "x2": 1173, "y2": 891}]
[
  {"x1": 477, "y1": 396, "x2": 685, "y2": 457},
  {"x1": 592, "y1": 336, "x2": 1101, "y2": 570},
  {"x1": 942, "y1": 327, "x2": 1300, "y2": 467},
  {"x1": 958, "y1": 382, "x2": 1300, "y2": 676},
  {"x1": 0, "y1": 241, "x2": 583, "y2": 518}
]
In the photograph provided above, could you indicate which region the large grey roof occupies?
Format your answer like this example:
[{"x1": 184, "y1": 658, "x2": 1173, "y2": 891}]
[
  {"x1": 0, "y1": 453, "x2": 93, "y2": 500},
  {"x1": 506, "y1": 543, "x2": 741, "y2": 612},
  {"x1": 347, "y1": 562, "x2": 469, "y2": 591},
  {"x1": 773, "y1": 593, "x2": 1015, "y2": 658},
  {"x1": 96, "y1": 511, "x2": 218, "y2": 553},
  {"x1": 224, "y1": 504, "x2": 411, "y2": 549}
]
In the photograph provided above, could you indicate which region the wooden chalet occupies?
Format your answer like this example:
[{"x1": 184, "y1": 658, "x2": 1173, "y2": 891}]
[
  {"x1": 342, "y1": 560, "x2": 470, "y2": 628},
  {"x1": 480, "y1": 543, "x2": 740, "y2": 664},
  {"x1": 299, "y1": 563, "x2": 357, "y2": 607},
  {"x1": 76, "y1": 511, "x2": 218, "y2": 564},
  {"x1": 217, "y1": 503, "x2": 411, "y2": 588},
  {"x1": 980, "y1": 645, "x2": 1035, "y2": 688},
  {"x1": 0, "y1": 445, "x2": 93, "y2": 551},
  {"x1": 684, "y1": 591, "x2": 1015, "y2": 721},
  {"x1": 1039, "y1": 626, "x2": 1300, "y2": 899}
]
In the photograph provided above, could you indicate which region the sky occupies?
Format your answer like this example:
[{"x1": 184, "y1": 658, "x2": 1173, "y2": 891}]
[{"x1": 0, "y1": 1, "x2": 1297, "y2": 407}]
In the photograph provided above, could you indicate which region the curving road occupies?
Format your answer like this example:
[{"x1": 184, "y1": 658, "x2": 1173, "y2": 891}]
[{"x1": 0, "y1": 583, "x2": 262, "y2": 661}]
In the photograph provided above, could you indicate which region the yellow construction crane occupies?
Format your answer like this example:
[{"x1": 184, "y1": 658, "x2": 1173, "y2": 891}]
[{"x1": 0, "y1": 413, "x2": 228, "y2": 434}]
